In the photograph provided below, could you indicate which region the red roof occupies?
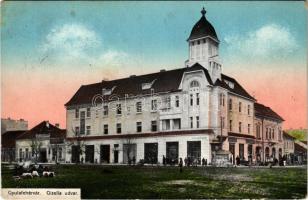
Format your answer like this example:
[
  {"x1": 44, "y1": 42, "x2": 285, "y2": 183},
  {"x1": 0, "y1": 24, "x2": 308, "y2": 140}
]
[
  {"x1": 1, "y1": 130, "x2": 26, "y2": 148},
  {"x1": 254, "y1": 103, "x2": 284, "y2": 122},
  {"x1": 17, "y1": 121, "x2": 66, "y2": 140}
]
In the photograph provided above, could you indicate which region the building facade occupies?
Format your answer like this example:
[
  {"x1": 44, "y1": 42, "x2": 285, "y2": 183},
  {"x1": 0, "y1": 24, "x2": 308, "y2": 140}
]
[
  {"x1": 15, "y1": 121, "x2": 66, "y2": 163},
  {"x1": 64, "y1": 8, "x2": 284, "y2": 165},
  {"x1": 1, "y1": 118, "x2": 28, "y2": 134},
  {"x1": 1, "y1": 130, "x2": 26, "y2": 162}
]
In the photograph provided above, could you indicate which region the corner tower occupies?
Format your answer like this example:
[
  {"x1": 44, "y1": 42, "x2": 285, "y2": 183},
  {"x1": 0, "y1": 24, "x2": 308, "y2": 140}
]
[{"x1": 185, "y1": 7, "x2": 222, "y2": 82}]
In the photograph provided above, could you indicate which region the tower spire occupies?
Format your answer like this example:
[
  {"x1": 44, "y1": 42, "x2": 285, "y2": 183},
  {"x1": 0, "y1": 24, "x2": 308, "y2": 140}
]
[{"x1": 201, "y1": 7, "x2": 206, "y2": 16}]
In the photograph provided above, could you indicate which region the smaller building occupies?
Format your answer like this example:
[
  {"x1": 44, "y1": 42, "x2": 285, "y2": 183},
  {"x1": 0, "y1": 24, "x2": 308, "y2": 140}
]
[
  {"x1": 294, "y1": 141, "x2": 307, "y2": 165},
  {"x1": 283, "y1": 131, "x2": 295, "y2": 164},
  {"x1": 254, "y1": 103, "x2": 284, "y2": 163},
  {"x1": 1, "y1": 118, "x2": 28, "y2": 134},
  {"x1": 16, "y1": 121, "x2": 66, "y2": 163},
  {"x1": 1, "y1": 130, "x2": 26, "y2": 162}
]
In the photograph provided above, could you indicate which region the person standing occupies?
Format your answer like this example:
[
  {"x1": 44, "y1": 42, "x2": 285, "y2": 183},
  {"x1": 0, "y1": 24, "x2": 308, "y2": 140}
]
[{"x1": 179, "y1": 157, "x2": 183, "y2": 173}]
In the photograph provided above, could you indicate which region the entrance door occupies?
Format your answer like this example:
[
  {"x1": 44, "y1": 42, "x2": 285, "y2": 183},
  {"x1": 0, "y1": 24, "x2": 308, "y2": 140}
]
[
  {"x1": 144, "y1": 143, "x2": 158, "y2": 164},
  {"x1": 85, "y1": 145, "x2": 94, "y2": 163},
  {"x1": 239, "y1": 144, "x2": 244, "y2": 159},
  {"x1": 166, "y1": 142, "x2": 179, "y2": 165},
  {"x1": 100, "y1": 145, "x2": 110, "y2": 163},
  {"x1": 39, "y1": 148, "x2": 47, "y2": 163},
  {"x1": 72, "y1": 145, "x2": 80, "y2": 163},
  {"x1": 229, "y1": 143, "x2": 235, "y2": 164},
  {"x1": 187, "y1": 141, "x2": 201, "y2": 164}
]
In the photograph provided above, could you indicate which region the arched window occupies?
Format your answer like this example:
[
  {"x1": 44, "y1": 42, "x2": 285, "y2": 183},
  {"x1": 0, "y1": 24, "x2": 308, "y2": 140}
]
[{"x1": 190, "y1": 80, "x2": 200, "y2": 88}]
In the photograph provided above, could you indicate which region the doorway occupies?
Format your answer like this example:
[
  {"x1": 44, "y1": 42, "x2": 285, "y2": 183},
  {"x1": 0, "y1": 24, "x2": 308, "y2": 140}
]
[
  {"x1": 100, "y1": 145, "x2": 110, "y2": 163},
  {"x1": 85, "y1": 145, "x2": 94, "y2": 163},
  {"x1": 166, "y1": 142, "x2": 179, "y2": 165}
]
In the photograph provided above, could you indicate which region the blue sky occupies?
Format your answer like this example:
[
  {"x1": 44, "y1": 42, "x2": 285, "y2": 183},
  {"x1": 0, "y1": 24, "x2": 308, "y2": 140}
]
[{"x1": 1, "y1": 1, "x2": 306, "y2": 71}]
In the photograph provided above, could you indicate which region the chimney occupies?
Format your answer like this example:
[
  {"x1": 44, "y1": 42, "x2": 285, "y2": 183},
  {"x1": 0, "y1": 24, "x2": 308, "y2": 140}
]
[
  {"x1": 55, "y1": 123, "x2": 60, "y2": 128},
  {"x1": 129, "y1": 75, "x2": 136, "y2": 78},
  {"x1": 160, "y1": 69, "x2": 166, "y2": 72},
  {"x1": 46, "y1": 121, "x2": 50, "y2": 128}
]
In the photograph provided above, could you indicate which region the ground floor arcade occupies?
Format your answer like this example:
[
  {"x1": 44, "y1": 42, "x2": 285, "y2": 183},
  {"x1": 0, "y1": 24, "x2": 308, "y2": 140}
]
[{"x1": 66, "y1": 134, "x2": 211, "y2": 165}]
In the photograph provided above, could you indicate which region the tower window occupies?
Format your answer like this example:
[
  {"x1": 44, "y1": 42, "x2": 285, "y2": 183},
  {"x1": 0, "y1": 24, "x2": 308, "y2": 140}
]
[
  {"x1": 197, "y1": 40, "x2": 200, "y2": 45},
  {"x1": 191, "y1": 41, "x2": 194, "y2": 46},
  {"x1": 203, "y1": 39, "x2": 206, "y2": 43},
  {"x1": 190, "y1": 80, "x2": 200, "y2": 88}
]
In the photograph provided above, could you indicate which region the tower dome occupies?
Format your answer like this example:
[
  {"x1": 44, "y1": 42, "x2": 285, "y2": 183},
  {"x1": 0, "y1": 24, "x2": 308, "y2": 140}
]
[{"x1": 188, "y1": 7, "x2": 218, "y2": 41}]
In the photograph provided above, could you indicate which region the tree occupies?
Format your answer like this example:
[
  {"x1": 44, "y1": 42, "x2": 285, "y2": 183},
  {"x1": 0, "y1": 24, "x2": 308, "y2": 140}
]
[
  {"x1": 123, "y1": 136, "x2": 136, "y2": 165},
  {"x1": 30, "y1": 136, "x2": 43, "y2": 163},
  {"x1": 66, "y1": 127, "x2": 86, "y2": 164}
]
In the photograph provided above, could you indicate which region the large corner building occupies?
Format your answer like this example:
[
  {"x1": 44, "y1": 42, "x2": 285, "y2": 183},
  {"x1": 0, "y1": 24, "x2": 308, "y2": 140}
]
[{"x1": 65, "y1": 8, "x2": 284, "y2": 165}]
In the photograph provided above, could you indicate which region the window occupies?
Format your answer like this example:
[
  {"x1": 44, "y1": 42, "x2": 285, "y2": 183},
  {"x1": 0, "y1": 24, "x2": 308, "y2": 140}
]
[
  {"x1": 86, "y1": 107, "x2": 91, "y2": 118},
  {"x1": 75, "y1": 127, "x2": 80, "y2": 135},
  {"x1": 229, "y1": 120, "x2": 232, "y2": 131},
  {"x1": 248, "y1": 105, "x2": 250, "y2": 115},
  {"x1": 197, "y1": 40, "x2": 200, "y2": 45},
  {"x1": 219, "y1": 93, "x2": 223, "y2": 106},
  {"x1": 196, "y1": 116, "x2": 200, "y2": 128},
  {"x1": 190, "y1": 94, "x2": 193, "y2": 106},
  {"x1": 58, "y1": 148, "x2": 62, "y2": 160},
  {"x1": 221, "y1": 117, "x2": 225, "y2": 128},
  {"x1": 80, "y1": 111, "x2": 85, "y2": 135},
  {"x1": 19, "y1": 149, "x2": 22, "y2": 159},
  {"x1": 116, "y1": 104, "x2": 122, "y2": 115},
  {"x1": 104, "y1": 124, "x2": 108, "y2": 135},
  {"x1": 190, "y1": 80, "x2": 200, "y2": 88},
  {"x1": 151, "y1": 121, "x2": 157, "y2": 132},
  {"x1": 190, "y1": 117, "x2": 193, "y2": 128},
  {"x1": 196, "y1": 93, "x2": 200, "y2": 105},
  {"x1": 173, "y1": 119, "x2": 181, "y2": 130},
  {"x1": 151, "y1": 99, "x2": 157, "y2": 111},
  {"x1": 165, "y1": 96, "x2": 171, "y2": 109},
  {"x1": 222, "y1": 94, "x2": 225, "y2": 106},
  {"x1": 256, "y1": 124, "x2": 261, "y2": 139},
  {"x1": 25, "y1": 148, "x2": 29, "y2": 159},
  {"x1": 103, "y1": 105, "x2": 108, "y2": 116},
  {"x1": 279, "y1": 130, "x2": 282, "y2": 140},
  {"x1": 175, "y1": 96, "x2": 180, "y2": 107},
  {"x1": 229, "y1": 99, "x2": 232, "y2": 111},
  {"x1": 75, "y1": 108, "x2": 79, "y2": 118},
  {"x1": 136, "y1": 102, "x2": 142, "y2": 113},
  {"x1": 239, "y1": 102, "x2": 242, "y2": 112},
  {"x1": 266, "y1": 128, "x2": 268, "y2": 139},
  {"x1": 272, "y1": 129, "x2": 274, "y2": 140},
  {"x1": 269, "y1": 129, "x2": 272, "y2": 139},
  {"x1": 136, "y1": 122, "x2": 142, "y2": 132},
  {"x1": 162, "y1": 119, "x2": 171, "y2": 130},
  {"x1": 239, "y1": 122, "x2": 242, "y2": 133},
  {"x1": 86, "y1": 126, "x2": 91, "y2": 135},
  {"x1": 116, "y1": 123, "x2": 121, "y2": 134},
  {"x1": 248, "y1": 124, "x2": 251, "y2": 134}
]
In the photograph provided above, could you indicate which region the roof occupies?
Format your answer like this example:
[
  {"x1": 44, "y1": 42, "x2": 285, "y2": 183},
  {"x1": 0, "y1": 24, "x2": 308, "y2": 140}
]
[
  {"x1": 214, "y1": 74, "x2": 256, "y2": 101},
  {"x1": 283, "y1": 131, "x2": 296, "y2": 140},
  {"x1": 254, "y1": 103, "x2": 284, "y2": 122},
  {"x1": 188, "y1": 8, "x2": 218, "y2": 41},
  {"x1": 1, "y1": 130, "x2": 26, "y2": 148},
  {"x1": 65, "y1": 63, "x2": 213, "y2": 107},
  {"x1": 65, "y1": 62, "x2": 257, "y2": 107},
  {"x1": 17, "y1": 121, "x2": 66, "y2": 140}
]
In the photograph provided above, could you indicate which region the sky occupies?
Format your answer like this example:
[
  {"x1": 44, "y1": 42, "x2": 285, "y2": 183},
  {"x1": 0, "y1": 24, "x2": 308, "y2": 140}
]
[{"x1": 1, "y1": 1, "x2": 307, "y2": 129}]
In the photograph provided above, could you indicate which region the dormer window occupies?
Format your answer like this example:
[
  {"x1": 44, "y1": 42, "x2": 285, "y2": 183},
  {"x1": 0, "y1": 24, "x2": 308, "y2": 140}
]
[
  {"x1": 102, "y1": 86, "x2": 117, "y2": 95},
  {"x1": 224, "y1": 80, "x2": 234, "y2": 89},
  {"x1": 141, "y1": 79, "x2": 156, "y2": 90},
  {"x1": 190, "y1": 80, "x2": 200, "y2": 88}
]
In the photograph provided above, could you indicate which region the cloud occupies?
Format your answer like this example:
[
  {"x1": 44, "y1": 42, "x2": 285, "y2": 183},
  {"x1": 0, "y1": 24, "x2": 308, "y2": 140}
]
[
  {"x1": 41, "y1": 24, "x2": 101, "y2": 61},
  {"x1": 224, "y1": 24, "x2": 298, "y2": 62}
]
